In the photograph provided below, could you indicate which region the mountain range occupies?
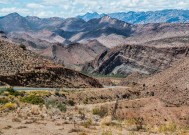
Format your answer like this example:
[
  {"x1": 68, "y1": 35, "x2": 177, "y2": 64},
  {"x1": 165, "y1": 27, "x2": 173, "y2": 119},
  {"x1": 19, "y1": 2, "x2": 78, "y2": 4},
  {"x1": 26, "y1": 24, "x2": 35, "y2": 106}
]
[
  {"x1": 79, "y1": 9, "x2": 189, "y2": 24},
  {"x1": 1, "y1": 10, "x2": 189, "y2": 76},
  {"x1": 1, "y1": 9, "x2": 189, "y2": 32}
]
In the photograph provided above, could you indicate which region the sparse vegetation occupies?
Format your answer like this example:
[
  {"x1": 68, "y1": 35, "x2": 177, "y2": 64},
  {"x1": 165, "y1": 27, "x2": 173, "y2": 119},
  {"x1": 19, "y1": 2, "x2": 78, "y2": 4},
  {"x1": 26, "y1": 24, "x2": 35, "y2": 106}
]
[
  {"x1": 125, "y1": 117, "x2": 144, "y2": 131},
  {"x1": 101, "y1": 129, "x2": 113, "y2": 135},
  {"x1": 57, "y1": 103, "x2": 67, "y2": 112},
  {"x1": 0, "y1": 103, "x2": 17, "y2": 111},
  {"x1": 0, "y1": 97, "x2": 9, "y2": 104},
  {"x1": 5, "y1": 87, "x2": 21, "y2": 97},
  {"x1": 45, "y1": 99, "x2": 67, "y2": 112},
  {"x1": 69, "y1": 128, "x2": 82, "y2": 133},
  {"x1": 0, "y1": 87, "x2": 22, "y2": 97},
  {"x1": 83, "y1": 98, "x2": 89, "y2": 104},
  {"x1": 158, "y1": 122, "x2": 177, "y2": 133},
  {"x1": 21, "y1": 95, "x2": 45, "y2": 105},
  {"x1": 92, "y1": 106, "x2": 108, "y2": 117},
  {"x1": 82, "y1": 118, "x2": 92, "y2": 128}
]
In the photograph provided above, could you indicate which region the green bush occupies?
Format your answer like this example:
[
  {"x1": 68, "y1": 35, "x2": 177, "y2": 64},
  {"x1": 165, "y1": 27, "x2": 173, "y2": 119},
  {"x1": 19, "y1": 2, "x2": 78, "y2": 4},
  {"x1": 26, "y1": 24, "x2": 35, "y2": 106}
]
[
  {"x1": 0, "y1": 87, "x2": 23, "y2": 97},
  {"x1": 6, "y1": 88, "x2": 21, "y2": 97},
  {"x1": 0, "y1": 88, "x2": 6, "y2": 95},
  {"x1": 21, "y1": 95, "x2": 44, "y2": 105},
  {"x1": 0, "y1": 98, "x2": 9, "y2": 104},
  {"x1": 57, "y1": 103, "x2": 67, "y2": 112}
]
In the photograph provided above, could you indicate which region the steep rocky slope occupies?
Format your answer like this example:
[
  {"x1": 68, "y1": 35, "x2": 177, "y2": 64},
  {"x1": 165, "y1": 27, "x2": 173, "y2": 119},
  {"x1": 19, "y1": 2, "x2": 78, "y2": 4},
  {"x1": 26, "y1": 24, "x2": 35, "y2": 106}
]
[
  {"x1": 83, "y1": 45, "x2": 189, "y2": 76},
  {"x1": 0, "y1": 39, "x2": 102, "y2": 88},
  {"x1": 37, "y1": 40, "x2": 107, "y2": 70},
  {"x1": 140, "y1": 58, "x2": 189, "y2": 106}
]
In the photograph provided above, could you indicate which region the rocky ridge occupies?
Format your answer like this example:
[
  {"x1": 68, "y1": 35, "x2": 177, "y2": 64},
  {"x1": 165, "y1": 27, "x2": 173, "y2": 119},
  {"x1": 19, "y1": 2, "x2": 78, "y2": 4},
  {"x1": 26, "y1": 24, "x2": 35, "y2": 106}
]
[{"x1": 83, "y1": 45, "x2": 189, "y2": 76}]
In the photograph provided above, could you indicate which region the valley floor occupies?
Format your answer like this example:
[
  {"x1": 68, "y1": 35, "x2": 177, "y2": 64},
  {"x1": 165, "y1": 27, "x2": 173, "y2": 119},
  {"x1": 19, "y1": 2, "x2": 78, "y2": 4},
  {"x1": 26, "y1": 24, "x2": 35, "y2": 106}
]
[{"x1": 0, "y1": 84, "x2": 189, "y2": 135}]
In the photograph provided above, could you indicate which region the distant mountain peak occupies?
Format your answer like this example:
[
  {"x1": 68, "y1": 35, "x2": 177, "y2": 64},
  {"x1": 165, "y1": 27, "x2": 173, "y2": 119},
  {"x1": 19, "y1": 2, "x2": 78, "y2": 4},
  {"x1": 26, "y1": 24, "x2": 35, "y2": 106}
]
[
  {"x1": 86, "y1": 12, "x2": 99, "y2": 15},
  {"x1": 78, "y1": 12, "x2": 106, "y2": 21},
  {"x1": 6, "y1": 12, "x2": 21, "y2": 17},
  {"x1": 101, "y1": 15, "x2": 111, "y2": 20}
]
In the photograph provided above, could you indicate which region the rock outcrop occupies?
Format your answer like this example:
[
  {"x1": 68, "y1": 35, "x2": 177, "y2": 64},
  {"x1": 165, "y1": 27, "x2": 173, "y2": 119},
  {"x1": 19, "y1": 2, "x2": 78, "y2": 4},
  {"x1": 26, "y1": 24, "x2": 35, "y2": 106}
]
[{"x1": 83, "y1": 44, "x2": 189, "y2": 76}]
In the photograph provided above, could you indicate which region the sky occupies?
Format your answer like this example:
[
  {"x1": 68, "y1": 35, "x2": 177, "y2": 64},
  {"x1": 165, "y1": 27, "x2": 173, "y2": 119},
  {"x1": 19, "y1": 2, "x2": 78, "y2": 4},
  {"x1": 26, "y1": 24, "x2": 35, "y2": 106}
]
[{"x1": 0, "y1": 0, "x2": 189, "y2": 18}]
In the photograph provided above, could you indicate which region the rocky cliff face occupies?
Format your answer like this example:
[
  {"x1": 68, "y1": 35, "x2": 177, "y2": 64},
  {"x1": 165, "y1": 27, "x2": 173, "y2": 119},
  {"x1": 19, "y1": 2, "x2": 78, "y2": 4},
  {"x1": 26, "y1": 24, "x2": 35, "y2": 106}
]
[
  {"x1": 0, "y1": 39, "x2": 102, "y2": 88},
  {"x1": 83, "y1": 45, "x2": 189, "y2": 76}
]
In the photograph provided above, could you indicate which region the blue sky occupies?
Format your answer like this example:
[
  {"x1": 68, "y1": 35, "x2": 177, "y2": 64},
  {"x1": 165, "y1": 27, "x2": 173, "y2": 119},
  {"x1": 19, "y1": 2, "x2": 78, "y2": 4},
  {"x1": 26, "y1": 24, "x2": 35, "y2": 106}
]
[{"x1": 0, "y1": 0, "x2": 189, "y2": 18}]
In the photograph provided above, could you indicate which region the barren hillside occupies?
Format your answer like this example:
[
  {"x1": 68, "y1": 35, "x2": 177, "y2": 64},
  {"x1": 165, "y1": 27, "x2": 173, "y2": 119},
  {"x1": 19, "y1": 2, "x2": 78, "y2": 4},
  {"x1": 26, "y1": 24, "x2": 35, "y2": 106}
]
[
  {"x1": 0, "y1": 39, "x2": 102, "y2": 88},
  {"x1": 141, "y1": 58, "x2": 189, "y2": 106}
]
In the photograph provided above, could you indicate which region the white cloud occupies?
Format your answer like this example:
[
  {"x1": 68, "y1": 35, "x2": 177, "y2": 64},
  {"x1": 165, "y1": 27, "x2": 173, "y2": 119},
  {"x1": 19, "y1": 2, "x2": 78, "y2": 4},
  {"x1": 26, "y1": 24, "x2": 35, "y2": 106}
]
[
  {"x1": 1, "y1": 0, "x2": 189, "y2": 17},
  {"x1": 0, "y1": 7, "x2": 30, "y2": 14},
  {"x1": 26, "y1": 3, "x2": 45, "y2": 9},
  {"x1": 0, "y1": 0, "x2": 12, "y2": 4},
  {"x1": 36, "y1": 11, "x2": 56, "y2": 17}
]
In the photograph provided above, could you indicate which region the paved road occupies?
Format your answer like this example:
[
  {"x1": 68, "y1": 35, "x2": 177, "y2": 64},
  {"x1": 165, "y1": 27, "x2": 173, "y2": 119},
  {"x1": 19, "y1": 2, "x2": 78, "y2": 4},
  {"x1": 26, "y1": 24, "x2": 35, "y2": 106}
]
[
  {"x1": 0, "y1": 85, "x2": 129, "y2": 91},
  {"x1": 13, "y1": 87, "x2": 57, "y2": 91}
]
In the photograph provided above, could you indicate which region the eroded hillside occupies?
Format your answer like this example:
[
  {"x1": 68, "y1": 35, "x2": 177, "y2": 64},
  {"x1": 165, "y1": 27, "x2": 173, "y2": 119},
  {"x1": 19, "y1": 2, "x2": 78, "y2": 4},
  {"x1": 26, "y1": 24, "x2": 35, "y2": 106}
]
[
  {"x1": 83, "y1": 44, "x2": 189, "y2": 76},
  {"x1": 0, "y1": 39, "x2": 102, "y2": 88}
]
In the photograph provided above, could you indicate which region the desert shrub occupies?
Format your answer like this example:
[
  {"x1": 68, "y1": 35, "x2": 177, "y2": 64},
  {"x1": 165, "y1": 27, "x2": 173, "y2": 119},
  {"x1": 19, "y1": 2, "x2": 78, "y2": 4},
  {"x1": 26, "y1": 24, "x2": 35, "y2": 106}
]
[
  {"x1": 158, "y1": 122, "x2": 177, "y2": 133},
  {"x1": 0, "y1": 98, "x2": 9, "y2": 104},
  {"x1": 1, "y1": 103, "x2": 17, "y2": 111},
  {"x1": 57, "y1": 103, "x2": 67, "y2": 112},
  {"x1": 29, "y1": 91, "x2": 51, "y2": 97},
  {"x1": 0, "y1": 87, "x2": 24, "y2": 97},
  {"x1": 68, "y1": 100, "x2": 75, "y2": 106},
  {"x1": 78, "y1": 109, "x2": 85, "y2": 120},
  {"x1": 105, "y1": 121, "x2": 122, "y2": 128},
  {"x1": 21, "y1": 95, "x2": 44, "y2": 105},
  {"x1": 6, "y1": 87, "x2": 21, "y2": 97},
  {"x1": 45, "y1": 99, "x2": 56, "y2": 109},
  {"x1": 125, "y1": 117, "x2": 144, "y2": 131},
  {"x1": 69, "y1": 128, "x2": 82, "y2": 133},
  {"x1": 20, "y1": 44, "x2": 26, "y2": 50},
  {"x1": 92, "y1": 106, "x2": 108, "y2": 117},
  {"x1": 83, "y1": 98, "x2": 88, "y2": 104},
  {"x1": 101, "y1": 129, "x2": 112, "y2": 135},
  {"x1": 45, "y1": 99, "x2": 66, "y2": 112},
  {"x1": 0, "y1": 88, "x2": 6, "y2": 95},
  {"x1": 82, "y1": 119, "x2": 92, "y2": 128}
]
